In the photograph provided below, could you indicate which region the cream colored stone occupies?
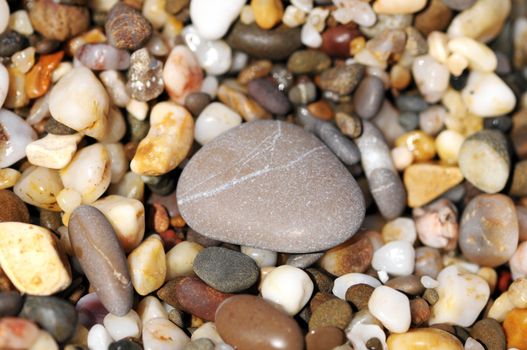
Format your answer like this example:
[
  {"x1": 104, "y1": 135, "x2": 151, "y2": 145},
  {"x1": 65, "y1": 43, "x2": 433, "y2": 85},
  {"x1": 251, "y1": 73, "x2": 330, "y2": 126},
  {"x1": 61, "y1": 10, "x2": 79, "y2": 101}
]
[
  {"x1": 131, "y1": 102, "x2": 194, "y2": 176},
  {"x1": 128, "y1": 235, "x2": 166, "y2": 296},
  {"x1": 49, "y1": 67, "x2": 109, "y2": 140},
  {"x1": 461, "y1": 71, "x2": 516, "y2": 117},
  {"x1": 104, "y1": 143, "x2": 127, "y2": 184},
  {"x1": 51, "y1": 62, "x2": 72, "y2": 83},
  {"x1": 488, "y1": 291, "x2": 515, "y2": 322},
  {"x1": 29, "y1": 331, "x2": 59, "y2": 350},
  {"x1": 14, "y1": 166, "x2": 63, "y2": 211},
  {"x1": 57, "y1": 188, "x2": 82, "y2": 214},
  {"x1": 0, "y1": 222, "x2": 71, "y2": 295},
  {"x1": 137, "y1": 296, "x2": 168, "y2": 325},
  {"x1": 373, "y1": 0, "x2": 426, "y2": 14},
  {"x1": 435, "y1": 130, "x2": 465, "y2": 165},
  {"x1": 446, "y1": 52, "x2": 468, "y2": 77},
  {"x1": 8, "y1": 10, "x2": 33, "y2": 36},
  {"x1": 282, "y1": 5, "x2": 306, "y2": 27},
  {"x1": 0, "y1": 168, "x2": 20, "y2": 189},
  {"x1": 166, "y1": 241, "x2": 204, "y2": 280},
  {"x1": 126, "y1": 99, "x2": 149, "y2": 121},
  {"x1": 447, "y1": 0, "x2": 511, "y2": 43},
  {"x1": 11, "y1": 47, "x2": 35, "y2": 74},
  {"x1": 428, "y1": 31, "x2": 450, "y2": 64},
  {"x1": 448, "y1": 37, "x2": 497, "y2": 73},
  {"x1": 387, "y1": 328, "x2": 464, "y2": 350},
  {"x1": 100, "y1": 107, "x2": 126, "y2": 144},
  {"x1": 26, "y1": 133, "x2": 82, "y2": 169},
  {"x1": 59, "y1": 143, "x2": 111, "y2": 204},
  {"x1": 92, "y1": 195, "x2": 145, "y2": 253}
]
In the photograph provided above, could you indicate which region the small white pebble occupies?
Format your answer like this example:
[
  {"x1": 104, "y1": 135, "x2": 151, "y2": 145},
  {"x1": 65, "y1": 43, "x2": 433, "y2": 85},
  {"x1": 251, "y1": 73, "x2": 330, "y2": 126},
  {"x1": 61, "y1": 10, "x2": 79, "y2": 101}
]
[
  {"x1": 368, "y1": 285, "x2": 411, "y2": 333},
  {"x1": 103, "y1": 310, "x2": 142, "y2": 341},
  {"x1": 8, "y1": 10, "x2": 33, "y2": 36},
  {"x1": 465, "y1": 337, "x2": 485, "y2": 350},
  {"x1": 195, "y1": 102, "x2": 242, "y2": 145},
  {"x1": 137, "y1": 296, "x2": 168, "y2": 325},
  {"x1": 0, "y1": 0, "x2": 10, "y2": 34},
  {"x1": 420, "y1": 275, "x2": 439, "y2": 289},
  {"x1": 126, "y1": 99, "x2": 149, "y2": 121},
  {"x1": 241, "y1": 246, "x2": 277, "y2": 268},
  {"x1": 301, "y1": 22, "x2": 322, "y2": 48},
  {"x1": 372, "y1": 240, "x2": 415, "y2": 276},
  {"x1": 377, "y1": 270, "x2": 389, "y2": 283},
  {"x1": 282, "y1": 5, "x2": 306, "y2": 28},
  {"x1": 142, "y1": 318, "x2": 190, "y2": 350},
  {"x1": 87, "y1": 324, "x2": 114, "y2": 350}
]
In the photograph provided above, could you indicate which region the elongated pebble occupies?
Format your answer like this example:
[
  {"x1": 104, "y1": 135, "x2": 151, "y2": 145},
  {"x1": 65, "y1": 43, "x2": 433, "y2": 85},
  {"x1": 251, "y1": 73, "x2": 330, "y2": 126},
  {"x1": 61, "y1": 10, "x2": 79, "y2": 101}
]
[
  {"x1": 354, "y1": 121, "x2": 406, "y2": 219},
  {"x1": 69, "y1": 205, "x2": 133, "y2": 316},
  {"x1": 461, "y1": 72, "x2": 515, "y2": 117},
  {"x1": 14, "y1": 166, "x2": 63, "y2": 211}
]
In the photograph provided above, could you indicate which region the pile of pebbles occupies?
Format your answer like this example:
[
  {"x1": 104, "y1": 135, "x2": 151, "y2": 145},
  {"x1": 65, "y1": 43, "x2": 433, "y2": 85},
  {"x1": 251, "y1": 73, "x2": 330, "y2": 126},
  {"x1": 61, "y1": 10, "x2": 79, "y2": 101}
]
[{"x1": 0, "y1": 0, "x2": 526, "y2": 349}]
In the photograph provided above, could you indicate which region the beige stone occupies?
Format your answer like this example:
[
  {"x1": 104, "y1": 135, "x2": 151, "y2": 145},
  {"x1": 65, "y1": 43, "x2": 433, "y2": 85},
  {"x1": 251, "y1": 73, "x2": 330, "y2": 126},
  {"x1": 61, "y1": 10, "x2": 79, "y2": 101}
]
[
  {"x1": 26, "y1": 133, "x2": 83, "y2": 169},
  {"x1": 128, "y1": 234, "x2": 166, "y2": 295}
]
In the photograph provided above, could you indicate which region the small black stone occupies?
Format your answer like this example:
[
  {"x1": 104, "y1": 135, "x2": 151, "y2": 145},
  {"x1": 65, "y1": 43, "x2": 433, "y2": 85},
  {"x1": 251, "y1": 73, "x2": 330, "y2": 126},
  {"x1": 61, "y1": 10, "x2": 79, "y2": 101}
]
[
  {"x1": 484, "y1": 116, "x2": 512, "y2": 133},
  {"x1": 0, "y1": 291, "x2": 23, "y2": 317},
  {"x1": 109, "y1": 338, "x2": 143, "y2": 350},
  {"x1": 450, "y1": 70, "x2": 469, "y2": 91},
  {"x1": 0, "y1": 31, "x2": 29, "y2": 57}
]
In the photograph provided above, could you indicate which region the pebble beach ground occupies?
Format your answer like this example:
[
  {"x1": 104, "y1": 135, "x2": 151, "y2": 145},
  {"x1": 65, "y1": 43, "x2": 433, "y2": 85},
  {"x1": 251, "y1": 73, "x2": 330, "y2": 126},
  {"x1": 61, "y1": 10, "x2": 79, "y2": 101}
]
[{"x1": 0, "y1": 0, "x2": 526, "y2": 349}]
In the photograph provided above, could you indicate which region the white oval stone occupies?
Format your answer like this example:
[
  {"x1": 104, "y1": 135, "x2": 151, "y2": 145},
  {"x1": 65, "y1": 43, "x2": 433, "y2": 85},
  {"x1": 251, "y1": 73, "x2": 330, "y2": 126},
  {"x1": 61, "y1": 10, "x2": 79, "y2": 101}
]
[
  {"x1": 142, "y1": 318, "x2": 190, "y2": 350},
  {"x1": 372, "y1": 0, "x2": 426, "y2": 14},
  {"x1": 368, "y1": 285, "x2": 411, "y2": 334},
  {"x1": 333, "y1": 273, "x2": 381, "y2": 299},
  {"x1": 196, "y1": 40, "x2": 232, "y2": 76},
  {"x1": 92, "y1": 195, "x2": 145, "y2": 252},
  {"x1": 137, "y1": 296, "x2": 168, "y2": 325},
  {"x1": 87, "y1": 324, "x2": 113, "y2": 350},
  {"x1": 372, "y1": 240, "x2": 415, "y2": 276},
  {"x1": 260, "y1": 265, "x2": 314, "y2": 315},
  {"x1": 382, "y1": 217, "x2": 417, "y2": 243},
  {"x1": 57, "y1": 188, "x2": 82, "y2": 214},
  {"x1": 104, "y1": 143, "x2": 127, "y2": 184},
  {"x1": 412, "y1": 55, "x2": 450, "y2": 103},
  {"x1": 429, "y1": 265, "x2": 490, "y2": 327},
  {"x1": 128, "y1": 234, "x2": 166, "y2": 296},
  {"x1": 49, "y1": 67, "x2": 109, "y2": 140},
  {"x1": 59, "y1": 143, "x2": 111, "y2": 204},
  {"x1": 190, "y1": 0, "x2": 245, "y2": 40},
  {"x1": 0, "y1": 109, "x2": 37, "y2": 168},
  {"x1": 26, "y1": 133, "x2": 82, "y2": 169},
  {"x1": 103, "y1": 310, "x2": 142, "y2": 341},
  {"x1": 448, "y1": 37, "x2": 497, "y2": 73},
  {"x1": 166, "y1": 241, "x2": 204, "y2": 279},
  {"x1": 195, "y1": 102, "x2": 242, "y2": 145},
  {"x1": 0, "y1": 222, "x2": 71, "y2": 295},
  {"x1": 241, "y1": 246, "x2": 277, "y2": 268},
  {"x1": 461, "y1": 71, "x2": 516, "y2": 117},
  {"x1": 0, "y1": 63, "x2": 8, "y2": 107},
  {"x1": 301, "y1": 22, "x2": 322, "y2": 48}
]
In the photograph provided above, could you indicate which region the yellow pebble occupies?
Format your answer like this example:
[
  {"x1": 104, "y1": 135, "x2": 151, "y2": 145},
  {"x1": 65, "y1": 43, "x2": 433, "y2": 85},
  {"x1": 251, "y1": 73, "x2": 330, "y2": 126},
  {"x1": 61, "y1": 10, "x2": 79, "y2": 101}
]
[
  {"x1": 435, "y1": 130, "x2": 465, "y2": 165},
  {"x1": 251, "y1": 0, "x2": 284, "y2": 30},
  {"x1": 0, "y1": 168, "x2": 20, "y2": 189},
  {"x1": 396, "y1": 130, "x2": 437, "y2": 162},
  {"x1": 387, "y1": 328, "x2": 464, "y2": 350}
]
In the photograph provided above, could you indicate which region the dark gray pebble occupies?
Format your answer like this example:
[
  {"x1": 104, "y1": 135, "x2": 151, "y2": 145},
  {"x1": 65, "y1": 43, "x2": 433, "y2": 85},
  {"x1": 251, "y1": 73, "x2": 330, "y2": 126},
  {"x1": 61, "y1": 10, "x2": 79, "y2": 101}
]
[
  {"x1": 193, "y1": 247, "x2": 259, "y2": 293},
  {"x1": 109, "y1": 338, "x2": 143, "y2": 350},
  {"x1": 0, "y1": 291, "x2": 23, "y2": 317},
  {"x1": 248, "y1": 78, "x2": 291, "y2": 115},
  {"x1": 399, "y1": 111, "x2": 419, "y2": 131},
  {"x1": 182, "y1": 338, "x2": 215, "y2": 350},
  {"x1": 353, "y1": 76, "x2": 385, "y2": 120},
  {"x1": 19, "y1": 296, "x2": 77, "y2": 343},
  {"x1": 0, "y1": 31, "x2": 29, "y2": 57},
  {"x1": 395, "y1": 94, "x2": 428, "y2": 113}
]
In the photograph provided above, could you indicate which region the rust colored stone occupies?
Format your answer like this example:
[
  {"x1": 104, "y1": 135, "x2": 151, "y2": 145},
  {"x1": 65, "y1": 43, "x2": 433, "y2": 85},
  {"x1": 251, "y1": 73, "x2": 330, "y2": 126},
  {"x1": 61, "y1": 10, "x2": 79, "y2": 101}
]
[
  {"x1": 307, "y1": 100, "x2": 334, "y2": 121},
  {"x1": 321, "y1": 26, "x2": 361, "y2": 58},
  {"x1": 25, "y1": 51, "x2": 64, "y2": 99}
]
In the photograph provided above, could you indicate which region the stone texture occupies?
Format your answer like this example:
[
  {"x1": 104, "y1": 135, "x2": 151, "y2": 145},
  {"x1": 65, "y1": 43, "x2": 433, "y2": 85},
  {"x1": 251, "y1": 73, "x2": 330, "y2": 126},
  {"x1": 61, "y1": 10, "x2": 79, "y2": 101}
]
[
  {"x1": 177, "y1": 120, "x2": 365, "y2": 253},
  {"x1": 215, "y1": 295, "x2": 304, "y2": 350},
  {"x1": 69, "y1": 205, "x2": 133, "y2": 316},
  {"x1": 305, "y1": 327, "x2": 346, "y2": 350},
  {"x1": 193, "y1": 247, "x2": 259, "y2": 293},
  {"x1": 0, "y1": 190, "x2": 29, "y2": 223}
]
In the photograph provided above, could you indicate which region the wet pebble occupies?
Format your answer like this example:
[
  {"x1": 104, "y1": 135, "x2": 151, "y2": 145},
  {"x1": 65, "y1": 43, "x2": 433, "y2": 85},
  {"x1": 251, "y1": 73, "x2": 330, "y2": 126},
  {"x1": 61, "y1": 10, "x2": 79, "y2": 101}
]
[
  {"x1": 368, "y1": 285, "x2": 411, "y2": 334},
  {"x1": 193, "y1": 247, "x2": 259, "y2": 293},
  {"x1": 305, "y1": 327, "x2": 345, "y2": 350},
  {"x1": 353, "y1": 75, "x2": 385, "y2": 120},
  {"x1": 387, "y1": 328, "x2": 464, "y2": 350}
]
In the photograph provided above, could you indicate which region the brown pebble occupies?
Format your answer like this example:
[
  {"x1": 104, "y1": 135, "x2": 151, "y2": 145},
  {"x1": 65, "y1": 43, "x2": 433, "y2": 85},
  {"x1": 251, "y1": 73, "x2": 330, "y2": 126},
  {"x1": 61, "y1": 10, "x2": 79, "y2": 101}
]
[
  {"x1": 39, "y1": 209, "x2": 62, "y2": 231},
  {"x1": 215, "y1": 295, "x2": 304, "y2": 350},
  {"x1": 309, "y1": 292, "x2": 336, "y2": 313},
  {"x1": 423, "y1": 288, "x2": 439, "y2": 305},
  {"x1": 410, "y1": 298, "x2": 431, "y2": 326},
  {"x1": 308, "y1": 298, "x2": 353, "y2": 331},
  {"x1": 165, "y1": 0, "x2": 189, "y2": 14},
  {"x1": 319, "y1": 236, "x2": 373, "y2": 276},
  {"x1": 28, "y1": 0, "x2": 90, "y2": 41},
  {"x1": 307, "y1": 100, "x2": 334, "y2": 121},
  {"x1": 512, "y1": 110, "x2": 527, "y2": 159},
  {"x1": 510, "y1": 160, "x2": 527, "y2": 197},
  {"x1": 238, "y1": 60, "x2": 273, "y2": 85},
  {"x1": 470, "y1": 318, "x2": 507, "y2": 350},
  {"x1": 150, "y1": 202, "x2": 170, "y2": 233},
  {"x1": 345, "y1": 283, "x2": 374, "y2": 310},
  {"x1": 0, "y1": 190, "x2": 29, "y2": 223},
  {"x1": 385, "y1": 275, "x2": 425, "y2": 296},
  {"x1": 306, "y1": 268, "x2": 334, "y2": 293},
  {"x1": 105, "y1": 2, "x2": 152, "y2": 50},
  {"x1": 44, "y1": 117, "x2": 77, "y2": 135},
  {"x1": 414, "y1": 0, "x2": 453, "y2": 36},
  {"x1": 320, "y1": 26, "x2": 361, "y2": 58},
  {"x1": 305, "y1": 326, "x2": 346, "y2": 350},
  {"x1": 157, "y1": 277, "x2": 233, "y2": 321},
  {"x1": 365, "y1": 338, "x2": 383, "y2": 350},
  {"x1": 336, "y1": 111, "x2": 362, "y2": 138}
]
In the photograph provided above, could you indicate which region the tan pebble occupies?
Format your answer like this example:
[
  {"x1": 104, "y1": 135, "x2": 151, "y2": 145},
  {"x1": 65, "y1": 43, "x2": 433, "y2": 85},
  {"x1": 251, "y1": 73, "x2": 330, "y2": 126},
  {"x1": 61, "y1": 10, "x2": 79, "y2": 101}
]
[
  {"x1": 404, "y1": 163, "x2": 464, "y2": 208},
  {"x1": 163, "y1": 45, "x2": 203, "y2": 104},
  {"x1": 0, "y1": 222, "x2": 71, "y2": 295},
  {"x1": 435, "y1": 130, "x2": 465, "y2": 165},
  {"x1": 428, "y1": 31, "x2": 450, "y2": 64},
  {"x1": 14, "y1": 166, "x2": 64, "y2": 211},
  {"x1": 217, "y1": 84, "x2": 271, "y2": 121},
  {"x1": 391, "y1": 146, "x2": 414, "y2": 171},
  {"x1": 166, "y1": 241, "x2": 204, "y2": 279},
  {"x1": 26, "y1": 133, "x2": 82, "y2": 169},
  {"x1": 446, "y1": 52, "x2": 468, "y2": 77},
  {"x1": 56, "y1": 188, "x2": 82, "y2": 214},
  {"x1": 319, "y1": 237, "x2": 373, "y2": 276},
  {"x1": 238, "y1": 60, "x2": 273, "y2": 85},
  {"x1": 448, "y1": 37, "x2": 497, "y2": 73},
  {"x1": 131, "y1": 102, "x2": 194, "y2": 176},
  {"x1": 4, "y1": 66, "x2": 29, "y2": 109},
  {"x1": 128, "y1": 234, "x2": 166, "y2": 295},
  {"x1": 395, "y1": 131, "x2": 437, "y2": 162},
  {"x1": 387, "y1": 328, "x2": 464, "y2": 350},
  {"x1": 477, "y1": 267, "x2": 497, "y2": 293},
  {"x1": 390, "y1": 64, "x2": 411, "y2": 90},
  {"x1": 373, "y1": 0, "x2": 427, "y2": 14},
  {"x1": 251, "y1": 0, "x2": 283, "y2": 29},
  {"x1": 0, "y1": 168, "x2": 21, "y2": 189}
]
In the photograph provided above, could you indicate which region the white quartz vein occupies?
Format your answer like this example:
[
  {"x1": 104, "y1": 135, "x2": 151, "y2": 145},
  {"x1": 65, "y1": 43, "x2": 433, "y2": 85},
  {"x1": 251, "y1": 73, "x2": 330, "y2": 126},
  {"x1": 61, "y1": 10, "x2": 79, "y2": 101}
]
[
  {"x1": 178, "y1": 122, "x2": 283, "y2": 197},
  {"x1": 178, "y1": 145, "x2": 325, "y2": 205}
]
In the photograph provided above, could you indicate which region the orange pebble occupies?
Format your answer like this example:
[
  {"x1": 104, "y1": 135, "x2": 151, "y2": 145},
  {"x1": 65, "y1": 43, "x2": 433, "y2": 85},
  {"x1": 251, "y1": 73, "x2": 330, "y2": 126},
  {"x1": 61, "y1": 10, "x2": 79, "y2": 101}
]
[
  {"x1": 25, "y1": 51, "x2": 64, "y2": 99},
  {"x1": 396, "y1": 130, "x2": 437, "y2": 162},
  {"x1": 504, "y1": 308, "x2": 527, "y2": 350}
]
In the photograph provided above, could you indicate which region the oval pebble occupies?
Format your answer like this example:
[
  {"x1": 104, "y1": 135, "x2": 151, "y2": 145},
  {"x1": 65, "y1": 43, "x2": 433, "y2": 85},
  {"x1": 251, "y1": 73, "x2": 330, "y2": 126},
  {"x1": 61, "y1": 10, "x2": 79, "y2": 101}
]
[
  {"x1": 247, "y1": 78, "x2": 291, "y2": 115},
  {"x1": 103, "y1": 310, "x2": 141, "y2": 341},
  {"x1": 193, "y1": 247, "x2": 259, "y2": 293},
  {"x1": 368, "y1": 285, "x2": 411, "y2": 334},
  {"x1": 69, "y1": 205, "x2": 133, "y2": 317},
  {"x1": 195, "y1": 102, "x2": 242, "y2": 145},
  {"x1": 353, "y1": 75, "x2": 385, "y2": 120}
]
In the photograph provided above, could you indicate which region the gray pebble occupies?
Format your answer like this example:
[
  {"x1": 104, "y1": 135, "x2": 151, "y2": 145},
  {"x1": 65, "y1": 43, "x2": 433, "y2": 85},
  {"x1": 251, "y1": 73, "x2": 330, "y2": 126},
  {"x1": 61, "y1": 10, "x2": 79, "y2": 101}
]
[
  {"x1": 193, "y1": 247, "x2": 259, "y2": 293},
  {"x1": 354, "y1": 121, "x2": 406, "y2": 219},
  {"x1": 288, "y1": 81, "x2": 317, "y2": 106},
  {"x1": 318, "y1": 64, "x2": 365, "y2": 96},
  {"x1": 185, "y1": 92, "x2": 211, "y2": 117},
  {"x1": 396, "y1": 94, "x2": 428, "y2": 113},
  {"x1": 399, "y1": 111, "x2": 419, "y2": 131},
  {"x1": 441, "y1": 0, "x2": 477, "y2": 11},
  {"x1": 182, "y1": 338, "x2": 215, "y2": 350},
  {"x1": 0, "y1": 31, "x2": 29, "y2": 57},
  {"x1": 109, "y1": 338, "x2": 143, "y2": 350},
  {"x1": 68, "y1": 206, "x2": 133, "y2": 317},
  {"x1": 226, "y1": 22, "x2": 302, "y2": 60},
  {"x1": 248, "y1": 78, "x2": 291, "y2": 115},
  {"x1": 353, "y1": 76, "x2": 385, "y2": 120},
  {"x1": 286, "y1": 252, "x2": 324, "y2": 269},
  {"x1": 20, "y1": 296, "x2": 77, "y2": 343},
  {"x1": 127, "y1": 113, "x2": 149, "y2": 143},
  {"x1": 0, "y1": 291, "x2": 23, "y2": 317}
]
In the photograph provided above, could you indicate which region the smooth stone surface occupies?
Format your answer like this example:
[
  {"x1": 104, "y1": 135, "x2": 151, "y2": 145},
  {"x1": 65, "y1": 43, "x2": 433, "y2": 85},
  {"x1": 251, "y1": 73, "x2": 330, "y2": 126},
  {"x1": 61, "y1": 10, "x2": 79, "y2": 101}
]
[
  {"x1": 287, "y1": 50, "x2": 331, "y2": 74},
  {"x1": 459, "y1": 194, "x2": 518, "y2": 267},
  {"x1": 368, "y1": 285, "x2": 411, "y2": 333},
  {"x1": 193, "y1": 247, "x2": 259, "y2": 293},
  {"x1": 0, "y1": 292, "x2": 23, "y2": 317},
  {"x1": 353, "y1": 76, "x2": 385, "y2": 120},
  {"x1": 248, "y1": 78, "x2": 290, "y2": 115},
  {"x1": 470, "y1": 318, "x2": 507, "y2": 350},
  {"x1": 0, "y1": 318, "x2": 40, "y2": 349},
  {"x1": 308, "y1": 298, "x2": 352, "y2": 331},
  {"x1": 387, "y1": 328, "x2": 464, "y2": 350},
  {"x1": 0, "y1": 189, "x2": 29, "y2": 223},
  {"x1": 215, "y1": 295, "x2": 304, "y2": 350},
  {"x1": 318, "y1": 64, "x2": 364, "y2": 95},
  {"x1": 0, "y1": 109, "x2": 37, "y2": 168},
  {"x1": 305, "y1": 327, "x2": 346, "y2": 350},
  {"x1": 190, "y1": 0, "x2": 245, "y2": 40},
  {"x1": 177, "y1": 120, "x2": 365, "y2": 253},
  {"x1": 20, "y1": 296, "x2": 77, "y2": 342},
  {"x1": 69, "y1": 205, "x2": 133, "y2": 316},
  {"x1": 142, "y1": 317, "x2": 190, "y2": 350}
]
